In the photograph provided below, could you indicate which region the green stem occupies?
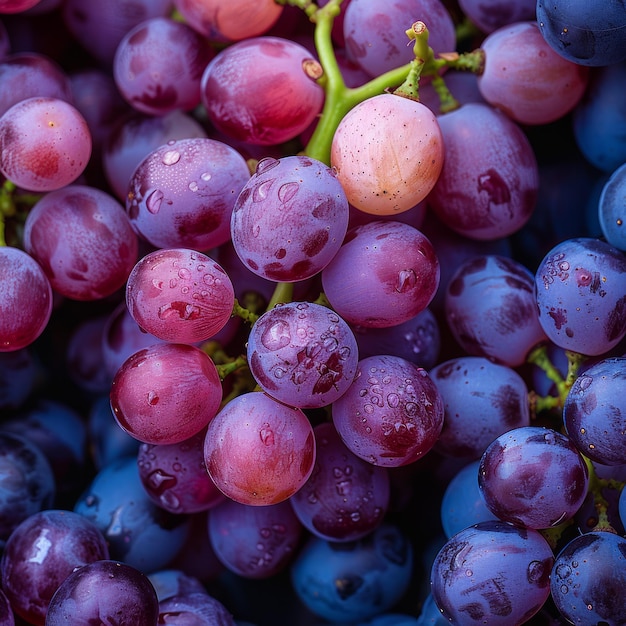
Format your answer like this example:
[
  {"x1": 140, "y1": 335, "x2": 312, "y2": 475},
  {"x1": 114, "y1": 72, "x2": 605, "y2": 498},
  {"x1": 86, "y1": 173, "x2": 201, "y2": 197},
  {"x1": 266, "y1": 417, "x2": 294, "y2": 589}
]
[
  {"x1": 527, "y1": 344, "x2": 569, "y2": 406},
  {"x1": 267, "y1": 281, "x2": 294, "y2": 310},
  {"x1": 582, "y1": 455, "x2": 624, "y2": 533},
  {"x1": 215, "y1": 354, "x2": 248, "y2": 381},
  {"x1": 231, "y1": 298, "x2": 260, "y2": 324}
]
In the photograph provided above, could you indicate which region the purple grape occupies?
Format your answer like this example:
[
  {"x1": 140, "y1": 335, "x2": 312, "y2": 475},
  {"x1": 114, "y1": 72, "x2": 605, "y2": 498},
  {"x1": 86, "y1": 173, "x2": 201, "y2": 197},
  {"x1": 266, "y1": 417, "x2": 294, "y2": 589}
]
[
  {"x1": 148, "y1": 568, "x2": 206, "y2": 601},
  {"x1": 534, "y1": 237, "x2": 626, "y2": 356},
  {"x1": 23, "y1": 184, "x2": 138, "y2": 301},
  {"x1": 290, "y1": 421, "x2": 390, "y2": 542},
  {"x1": 158, "y1": 592, "x2": 236, "y2": 625},
  {"x1": 0, "y1": 0, "x2": 42, "y2": 15},
  {"x1": 246, "y1": 301, "x2": 358, "y2": 409},
  {"x1": 45, "y1": 560, "x2": 159, "y2": 625},
  {"x1": 430, "y1": 356, "x2": 531, "y2": 460},
  {"x1": 126, "y1": 137, "x2": 250, "y2": 251},
  {"x1": 125, "y1": 248, "x2": 235, "y2": 344},
  {"x1": 332, "y1": 354, "x2": 444, "y2": 467},
  {"x1": 230, "y1": 155, "x2": 349, "y2": 282},
  {"x1": 599, "y1": 161, "x2": 626, "y2": 251},
  {"x1": 445, "y1": 255, "x2": 547, "y2": 367},
  {"x1": 564, "y1": 356, "x2": 626, "y2": 465},
  {"x1": 430, "y1": 521, "x2": 553, "y2": 625},
  {"x1": 0, "y1": 347, "x2": 37, "y2": 409},
  {"x1": 458, "y1": 0, "x2": 535, "y2": 33},
  {"x1": 1, "y1": 509, "x2": 109, "y2": 625},
  {"x1": 478, "y1": 426, "x2": 589, "y2": 529},
  {"x1": 207, "y1": 498, "x2": 303, "y2": 579},
  {"x1": 550, "y1": 531, "x2": 626, "y2": 624},
  {"x1": 321, "y1": 221, "x2": 440, "y2": 329},
  {"x1": 0, "y1": 589, "x2": 13, "y2": 626}
]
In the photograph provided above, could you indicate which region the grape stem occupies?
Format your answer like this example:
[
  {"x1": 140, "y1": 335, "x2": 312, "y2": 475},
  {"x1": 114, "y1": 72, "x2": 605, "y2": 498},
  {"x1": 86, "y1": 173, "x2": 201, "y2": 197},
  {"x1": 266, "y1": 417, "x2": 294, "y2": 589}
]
[
  {"x1": 215, "y1": 354, "x2": 248, "y2": 381},
  {"x1": 232, "y1": 298, "x2": 260, "y2": 324},
  {"x1": 582, "y1": 454, "x2": 624, "y2": 534}
]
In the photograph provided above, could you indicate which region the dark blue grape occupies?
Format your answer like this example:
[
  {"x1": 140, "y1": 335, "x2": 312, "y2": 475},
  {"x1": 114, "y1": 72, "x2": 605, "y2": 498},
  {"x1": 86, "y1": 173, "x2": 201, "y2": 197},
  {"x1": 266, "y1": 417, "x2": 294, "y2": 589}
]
[{"x1": 599, "y1": 162, "x2": 626, "y2": 251}]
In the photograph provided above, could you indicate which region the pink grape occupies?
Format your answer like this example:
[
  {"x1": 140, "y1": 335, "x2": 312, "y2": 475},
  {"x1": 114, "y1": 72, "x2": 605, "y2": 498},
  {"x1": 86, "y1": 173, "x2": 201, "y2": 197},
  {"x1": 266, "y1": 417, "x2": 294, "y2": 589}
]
[
  {"x1": 0, "y1": 0, "x2": 41, "y2": 12},
  {"x1": 125, "y1": 248, "x2": 235, "y2": 344},
  {"x1": 321, "y1": 220, "x2": 440, "y2": 328},
  {"x1": 110, "y1": 342, "x2": 222, "y2": 445},
  {"x1": 330, "y1": 93, "x2": 444, "y2": 215},
  {"x1": 203, "y1": 391, "x2": 316, "y2": 506},
  {"x1": 0, "y1": 247, "x2": 53, "y2": 352},
  {"x1": 0, "y1": 96, "x2": 91, "y2": 191}
]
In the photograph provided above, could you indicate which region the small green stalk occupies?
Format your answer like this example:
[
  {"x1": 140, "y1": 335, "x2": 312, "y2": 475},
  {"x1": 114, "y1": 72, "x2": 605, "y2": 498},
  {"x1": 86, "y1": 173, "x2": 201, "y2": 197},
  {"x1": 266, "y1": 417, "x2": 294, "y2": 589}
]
[
  {"x1": 582, "y1": 455, "x2": 624, "y2": 534},
  {"x1": 215, "y1": 354, "x2": 248, "y2": 381},
  {"x1": 231, "y1": 298, "x2": 260, "y2": 324},
  {"x1": 266, "y1": 281, "x2": 294, "y2": 310}
]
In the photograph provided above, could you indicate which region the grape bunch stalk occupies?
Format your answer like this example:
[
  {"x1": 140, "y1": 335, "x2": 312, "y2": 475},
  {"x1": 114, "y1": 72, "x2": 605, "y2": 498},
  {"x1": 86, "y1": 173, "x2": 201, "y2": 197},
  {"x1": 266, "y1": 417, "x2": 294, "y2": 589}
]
[{"x1": 0, "y1": 0, "x2": 626, "y2": 624}]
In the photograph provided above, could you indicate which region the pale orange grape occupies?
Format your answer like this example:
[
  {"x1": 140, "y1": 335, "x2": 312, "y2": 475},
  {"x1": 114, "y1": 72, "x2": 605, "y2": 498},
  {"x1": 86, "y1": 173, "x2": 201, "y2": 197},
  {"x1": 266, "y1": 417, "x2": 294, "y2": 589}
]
[{"x1": 330, "y1": 93, "x2": 444, "y2": 216}]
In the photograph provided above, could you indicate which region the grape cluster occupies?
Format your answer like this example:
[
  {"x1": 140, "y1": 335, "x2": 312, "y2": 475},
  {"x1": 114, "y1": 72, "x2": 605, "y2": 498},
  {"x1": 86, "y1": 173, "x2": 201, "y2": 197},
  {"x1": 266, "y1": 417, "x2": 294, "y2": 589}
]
[{"x1": 0, "y1": 0, "x2": 625, "y2": 624}]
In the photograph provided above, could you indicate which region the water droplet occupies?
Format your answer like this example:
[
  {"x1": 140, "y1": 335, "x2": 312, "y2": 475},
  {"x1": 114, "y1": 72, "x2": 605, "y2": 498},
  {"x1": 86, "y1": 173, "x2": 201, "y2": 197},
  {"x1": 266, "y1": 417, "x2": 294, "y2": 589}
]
[
  {"x1": 261, "y1": 320, "x2": 291, "y2": 351},
  {"x1": 396, "y1": 269, "x2": 417, "y2": 293},
  {"x1": 465, "y1": 569, "x2": 473, "y2": 577},
  {"x1": 203, "y1": 273, "x2": 215, "y2": 286},
  {"x1": 350, "y1": 511, "x2": 361, "y2": 522},
  {"x1": 278, "y1": 181, "x2": 299, "y2": 203},
  {"x1": 365, "y1": 427, "x2": 372, "y2": 434},
  {"x1": 201, "y1": 172, "x2": 212, "y2": 181},
  {"x1": 160, "y1": 491, "x2": 180, "y2": 511},
  {"x1": 188, "y1": 181, "x2": 199, "y2": 192},
  {"x1": 387, "y1": 393, "x2": 399, "y2": 408},
  {"x1": 560, "y1": 584, "x2": 568, "y2": 594},
  {"x1": 274, "y1": 367, "x2": 286, "y2": 379},
  {"x1": 252, "y1": 179, "x2": 274, "y2": 202},
  {"x1": 146, "y1": 189, "x2": 164, "y2": 214},
  {"x1": 147, "y1": 391, "x2": 159, "y2": 405},
  {"x1": 364, "y1": 404, "x2": 374, "y2": 414},
  {"x1": 307, "y1": 493, "x2": 318, "y2": 504},
  {"x1": 162, "y1": 150, "x2": 181, "y2": 165},
  {"x1": 255, "y1": 157, "x2": 280, "y2": 174},
  {"x1": 178, "y1": 268, "x2": 191, "y2": 280},
  {"x1": 579, "y1": 375, "x2": 593, "y2": 391},
  {"x1": 260, "y1": 527, "x2": 271, "y2": 538},
  {"x1": 260, "y1": 424, "x2": 274, "y2": 446}
]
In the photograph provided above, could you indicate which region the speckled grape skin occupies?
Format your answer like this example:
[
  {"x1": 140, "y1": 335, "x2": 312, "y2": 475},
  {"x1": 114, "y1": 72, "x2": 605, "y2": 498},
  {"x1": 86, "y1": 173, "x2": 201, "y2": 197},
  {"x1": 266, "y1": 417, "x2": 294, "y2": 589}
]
[
  {"x1": 534, "y1": 237, "x2": 626, "y2": 356},
  {"x1": 550, "y1": 531, "x2": 626, "y2": 625},
  {"x1": 203, "y1": 391, "x2": 316, "y2": 506},
  {"x1": 126, "y1": 137, "x2": 250, "y2": 251},
  {"x1": 330, "y1": 93, "x2": 444, "y2": 215},
  {"x1": 0, "y1": 510, "x2": 109, "y2": 625},
  {"x1": 247, "y1": 301, "x2": 358, "y2": 409},
  {"x1": 332, "y1": 354, "x2": 444, "y2": 467},
  {"x1": 125, "y1": 248, "x2": 235, "y2": 344},
  {"x1": 445, "y1": 255, "x2": 547, "y2": 367},
  {"x1": 478, "y1": 426, "x2": 589, "y2": 529},
  {"x1": 430, "y1": 521, "x2": 553, "y2": 625},
  {"x1": 564, "y1": 357, "x2": 626, "y2": 465},
  {"x1": 110, "y1": 343, "x2": 222, "y2": 445},
  {"x1": 230, "y1": 155, "x2": 349, "y2": 282},
  {"x1": 321, "y1": 221, "x2": 440, "y2": 329},
  {"x1": 290, "y1": 422, "x2": 390, "y2": 542},
  {"x1": 428, "y1": 102, "x2": 538, "y2": 240}
]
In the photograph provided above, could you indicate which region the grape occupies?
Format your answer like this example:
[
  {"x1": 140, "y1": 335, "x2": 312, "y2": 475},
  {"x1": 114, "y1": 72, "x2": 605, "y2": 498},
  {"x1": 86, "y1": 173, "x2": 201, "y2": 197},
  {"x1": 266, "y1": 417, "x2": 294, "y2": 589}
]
[
  {"x1": 246, "y1": 301, "x2": 358, "y2": 409},
  {"x1": 110, "y1": 342, "x2": 222, "y2": 445},
  {"x1": 0, "y1": 509, "x2": 109, "y2": 625},
  {"x1": 200, "y1": 36, "x2": 324, "y2": 146},
  {"x1": 0, "y1": 246, "x2": 52, "y2": 352},
  {"x1": 0, "y1": 96, "x2": 91, "y2": 191},
  {"x1": 427, "y1": 102, "x2": 539, "y2": 240},
  {"x1": 536, "y1": 0, "x2": 626, "y2": 66},
  {"x1": 477, "y1": 21, "x2": 589, "y2": 125},
  {"x1": 534, "y1": 237, "x2": 626, "y2": 356},
  {"x1": 0, "y1": 0, "x2": 41, "y2": 13},
  {"x1": 550, "y1": 531, "x2": 626, "y2": 624},
  {"x1": 230, "y1": 155, "x2": 349, "y2": 282},
  {"x1": 598, "y1": 161, "x2": 626, "y2": 251},
  {"x1": 445, "y1": 255, "x2": 547, "y2": 367},
  {"x1": 137, "y1": 427, "x2": 225, "y2": 514},
  {"x1": 0, "y1": 589, "x2": 13, "y2": 626},
  {"x1": 416, "y1": 593, "x2": 449, "y2": 625},
  {"x1": 332, "y1": 354, "x2": 444, "y2": 467},
  {"x1": 0, "y1": 347, "x2": 37, "y2": 409},
  {"x1": 458, "y1": 0, "x2": 536, "y2": 33},
  {"x1": 23, "y1": 184, "x2": 138, "y2": 300},
  {"x1": 330, "y1": 93, "x2": 444, "y2": 216},
  {"x1": 478, "y1": 426, "x2": 589, "y2": 529},
  {"x1": 126, "y1": 137, "x2": 250, "y2": 251},
  {"x1": 203, "y1": 391, "x2": 316, "y2": 506},
  {"x1": 148, "y1": 568, "x2": 207, "y2": 601},
  {"x1": 564, "y1": 357, "x2": 626, "y2": 465},
  {"x1": 113, "y1": 17, "x2": 214, "y2": 116},
  {"x1": 430, "y1": 521, "x2": 553, "y2": 625},
  {"x1": 45, "y1": 560, "x2": 159, "y2": 626},
  {"x1": 125, "y1": 248, "x2": 235, "y2": 344},
  {"x1": 430, "y1": 356, "x2": 531, "y2": 460},
  {"x1": 173, "y1": 0, "x2": 283, "y2": 42},
  {"x1": 322, "y1": 221, "x2": 440, "y2": 329},
  {"x1": 291, "y1": 523, "x2": 413, "y2": 624},
  {"x1": 207, "y1": 498, "x2": 303, "y2": 578},
  {"x1": 158, "y1": 592, "x2": 236, "y2": 625},
  {"x1": 290, "y1": 421, "x2": 390, "y2": 542}
]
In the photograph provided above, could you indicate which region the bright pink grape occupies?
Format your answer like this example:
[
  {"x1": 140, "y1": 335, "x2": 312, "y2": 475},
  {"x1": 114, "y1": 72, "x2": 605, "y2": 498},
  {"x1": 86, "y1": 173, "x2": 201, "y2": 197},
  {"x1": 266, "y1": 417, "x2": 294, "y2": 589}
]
[
  {"x1": 330, "y1": 93, "x2": 444, "y2": 215},
  {"x1": 125, "y1": 248, "x2": 235, "y2": 344},
  {"x1": 23, "y1": 185, "x2": 138, "y2": 301},
  {"x1": 478, "y1": 21, "x2": 589, "y2": 125},
  {"x1": 321, "y1": 220, "x2": 440, "y2": 328},
  {"x1": 0, "y1": 96, "x2": 91, "y2": 191},
  {"x1": 110, "y1": 342, "x2": 223, "y2": 445},
  {"x1": 126, "y1": 137, "x2": 250, "y2": 251},
  {"x1": 246, "y1": 301, "x2": 359, "y2": 408},
  {"x1": 0, "y1": 247, "x2": 53, "y2": 352},
  {"x1": 113, "y1": 16, "x2": 214, "y2": 116},
  {"x1": 200, "y1": 36, "x2": 324, "y2": 146},
  {"x1": 203, "y1": 391, "x2": 316, "y2": 506}
]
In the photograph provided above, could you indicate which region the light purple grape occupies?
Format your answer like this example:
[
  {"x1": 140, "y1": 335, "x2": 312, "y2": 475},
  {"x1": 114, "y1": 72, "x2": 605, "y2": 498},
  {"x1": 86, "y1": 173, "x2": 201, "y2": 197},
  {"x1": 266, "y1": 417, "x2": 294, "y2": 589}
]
[
  {"x1": 23, "y1": 184, "x2": 138, "y2": 301},
  {"x1": 332, "y1": 354, "x2": 444, "y2": 467},
  {"x1": 158, "y1": 592, "x2": 236, "y2": 625},
  {"x1": 113, "y1": 16, "x2": 214, "y2": 116},
  {"x1": 458, "y1": 0, "x2": 536, "y2": 33},
  {"x1": 246, "y1": 301, "x2": 358, "y2": 409},
  {"x1": 478, "y1": 426, "x2": 589, "y2": 529},
  {"x1": 322, "y1": 221, "x2": 439, "y2": 329},
  {"x1": 126, "y1": 137, "x2": 250, "y2": 251},
  {"x1": 125, "y1": 248, "x2": 235, "y2": 344},
  {"x1": 231, "y1": 155, "x2": 349, "y2": 282}
]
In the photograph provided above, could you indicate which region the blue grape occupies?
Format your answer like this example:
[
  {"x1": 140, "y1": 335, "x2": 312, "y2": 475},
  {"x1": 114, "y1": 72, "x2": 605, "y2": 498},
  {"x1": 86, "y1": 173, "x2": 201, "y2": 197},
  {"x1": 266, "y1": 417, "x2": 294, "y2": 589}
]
[{"x1": 599, "y1": 161, "x2": 626, "y2": 251}]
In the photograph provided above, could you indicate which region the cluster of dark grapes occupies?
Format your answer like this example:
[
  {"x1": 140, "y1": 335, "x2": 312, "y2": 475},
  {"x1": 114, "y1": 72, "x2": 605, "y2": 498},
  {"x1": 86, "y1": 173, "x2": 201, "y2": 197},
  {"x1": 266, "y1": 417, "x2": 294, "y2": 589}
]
[{"x1": 0, "y1": 0, "x2": 625, "y2": 624}]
